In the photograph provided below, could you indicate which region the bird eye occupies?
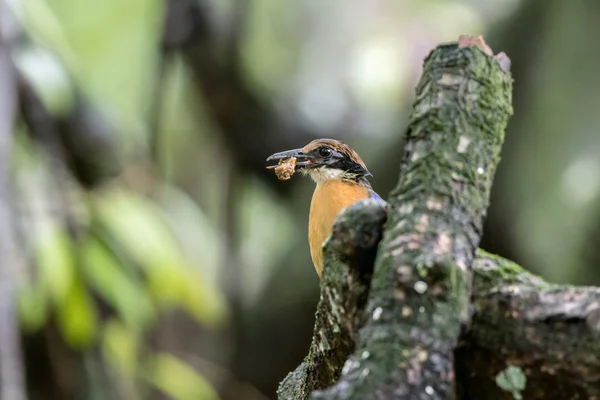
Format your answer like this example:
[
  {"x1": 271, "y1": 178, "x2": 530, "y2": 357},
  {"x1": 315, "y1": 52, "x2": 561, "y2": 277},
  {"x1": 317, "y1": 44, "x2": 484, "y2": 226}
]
[{"x1": 318, "y1": 147, "x2": 332, "y2": 158}]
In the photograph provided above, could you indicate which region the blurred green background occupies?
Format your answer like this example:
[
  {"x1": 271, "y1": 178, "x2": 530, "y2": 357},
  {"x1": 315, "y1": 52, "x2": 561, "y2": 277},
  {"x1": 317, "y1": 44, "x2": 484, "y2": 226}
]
[{"x1": 1, "y1": 0, "x2": 599, "y2": 399}]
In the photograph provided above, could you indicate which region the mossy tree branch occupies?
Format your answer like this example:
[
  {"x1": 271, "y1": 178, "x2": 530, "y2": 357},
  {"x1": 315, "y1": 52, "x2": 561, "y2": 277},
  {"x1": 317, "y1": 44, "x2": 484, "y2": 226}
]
[
  {"x1": 314, "y1": 35, "x2": 512, "y2": 400},
  {"x1": 278, "y1": 35, "x2": 600, "y2": 399},
  {"x1": 277, "y1": 200, "x2": 388, "y2": 400},
  {"x1": 458, "y1": 252, "x2": 600, "y2": 399},
  {"x1": 279, "y1": 198, "x2": 600, "y2": 399},
  {"x1": 277, "y1": 34, "x2": 546, "y2": 400}
]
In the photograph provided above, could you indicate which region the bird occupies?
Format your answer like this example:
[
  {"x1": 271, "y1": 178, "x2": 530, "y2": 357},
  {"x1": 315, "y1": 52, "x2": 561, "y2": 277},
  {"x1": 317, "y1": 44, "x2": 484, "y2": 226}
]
[{"x1": 266, "y1": 138, "x2": 382, "y2": 278}]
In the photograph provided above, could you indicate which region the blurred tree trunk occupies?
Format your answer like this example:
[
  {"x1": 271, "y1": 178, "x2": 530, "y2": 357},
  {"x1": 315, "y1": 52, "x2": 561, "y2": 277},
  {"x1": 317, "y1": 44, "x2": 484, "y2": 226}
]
[{"x1": 0, "y1": 12, "x2": 27, "y2": 400}]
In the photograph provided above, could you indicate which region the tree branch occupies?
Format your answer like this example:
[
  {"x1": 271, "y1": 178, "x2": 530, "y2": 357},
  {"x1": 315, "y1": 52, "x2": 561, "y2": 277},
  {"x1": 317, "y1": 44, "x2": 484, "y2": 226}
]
[
  {"x1": 278, "y1": 36, "x2": 600, "y2": 400},
  {"x1": 457, "y1": 251, "x2": 600, "y2": 399},
  {"x1": 315, "y1": 35, "x2": 512, "y2": 400},
  {"x1": 280, "y1": 197, "x2": 600, "y2": 399},
  {"x1": 277, "y1": 200, "x2": 388, "y2": 399},
  {"x1": 278, "y1": 35, "x2": 520, "y2": 399}
]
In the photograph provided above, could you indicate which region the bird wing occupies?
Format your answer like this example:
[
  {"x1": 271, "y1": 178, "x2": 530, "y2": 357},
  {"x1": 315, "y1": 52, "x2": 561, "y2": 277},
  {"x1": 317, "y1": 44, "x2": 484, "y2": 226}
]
[{"x1": 369, "y1": 191, "x2": 385, "y2": 202}]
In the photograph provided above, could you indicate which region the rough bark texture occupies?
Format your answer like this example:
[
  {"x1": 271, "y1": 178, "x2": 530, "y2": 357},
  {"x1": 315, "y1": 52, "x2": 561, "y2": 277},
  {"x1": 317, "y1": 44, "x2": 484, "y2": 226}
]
[
  {"x1": 314, "y1": 39, "x2": 512, "y2": 399},
  {"x1": 457, "y1": 252, "x2": 600, "y2": 399},
  {"x1": 278, "y1": 200, "x2": 600, "y2": 399},
  {"x1": 278, "y1": 200, "x2": 388, "y2": 400},
  {"x1": 277, "y1": 37, "x2": 519, "y2": 400}
]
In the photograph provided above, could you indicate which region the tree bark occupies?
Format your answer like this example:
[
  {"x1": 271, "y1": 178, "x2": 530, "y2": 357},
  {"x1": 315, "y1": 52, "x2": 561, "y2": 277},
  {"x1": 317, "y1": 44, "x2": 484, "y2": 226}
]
[
  {"x1": 277, "y1": 200, "x2": 387, "y2": 399},
  {"x1": 276, "y1": 35, "x2": 600, "y2": 399},
  {"x1": 279, "y1": 200, "x2": 600, "y2": 399},
  {"x1": 317, "y1": 35, "x2": 512, "y2": 399},
  {"x1": 457, "y1": 252, "x2": 600, "y2": 399}
]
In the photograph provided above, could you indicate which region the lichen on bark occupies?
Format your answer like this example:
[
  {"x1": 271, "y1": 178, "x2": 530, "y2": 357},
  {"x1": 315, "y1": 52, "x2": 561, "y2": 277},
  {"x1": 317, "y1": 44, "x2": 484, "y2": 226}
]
[
  {"x1": 279, "y1": 212, "x2": 600, "y2": 399},
  {"x1": 277, "y1": 200, "x2": 387, "y2": 400},
  {"x1": 275, "y1": 36, "x2": 599, "y2": 400},
  {"x1": 457, "y1": 250, "x2": 600, "y2": 399},
  {"x1": 309, "y1": 37, "x2": 512, "y2": 400}
]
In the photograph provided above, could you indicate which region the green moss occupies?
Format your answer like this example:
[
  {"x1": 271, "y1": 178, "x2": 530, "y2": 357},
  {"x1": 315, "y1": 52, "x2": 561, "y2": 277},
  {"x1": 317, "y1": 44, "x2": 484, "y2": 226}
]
[
  {"x1": 495, "y1": 365, "x2": 527, "y2": 399},
  {"x1": 473, "y1": 249, "x2": 548, "y2": 291},
  {"x1": 282, "y1": 42, "x2": 519, "y2": 399},
  {"x1": 314, "y1": 42, "x2": 513, "y2": 399},
  {"x1": 278, "y1": 201, "x2": 386, "y2": 400}
]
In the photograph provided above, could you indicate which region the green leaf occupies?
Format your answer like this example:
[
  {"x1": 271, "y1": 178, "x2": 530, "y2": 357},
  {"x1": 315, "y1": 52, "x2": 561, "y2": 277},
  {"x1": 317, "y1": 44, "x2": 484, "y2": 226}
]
[
  {"x1": 146, "y1": 265, "x2": 227, "y2": 326},
  {"x1": 80, "y1": 236, "x2": 155, "y2": 329},
  {"x1": 11, "y1": 0, "x2": 80, "y2": 72},
  {"x1": 146, "y1": 353, "x2": 220, "y2": 400},
  {"x1": 92, "y1": 187, "x2": 227, "y2": 326},
  {"x1": 496, "y1": 365, "x2": 527, "y2": 400},
  {"x1": 56, "y1": 278, "x2": 97, "y2": 349},
  {"x1": 157, "y1": 185, "x2": 222, "y2": 290},
  {"x1": 40, "y1": 0, "x2": 162, "y2": 141},
  {"x1": 102, "y1": 319, "x2": 139, "y2": 378},
  {"x1": 238, "y1": 178, "x2": 296, "y2": 305},
  {"x1": 33, "y1": 222, "x2": 75, "y2": 305},
  {"x1": 13, "y1": 46, "x2": 75, "y2": 116},
  {"x1": 92, "y1": 188, "x2": 186, "y2": 269},
  {"x1": 17, "y1": 281, "x2": 48, "y2": 333}
]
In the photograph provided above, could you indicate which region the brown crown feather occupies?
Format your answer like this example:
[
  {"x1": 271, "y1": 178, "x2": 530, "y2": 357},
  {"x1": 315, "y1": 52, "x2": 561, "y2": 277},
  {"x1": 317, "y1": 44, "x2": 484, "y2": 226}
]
[{"x1": 302, "y1": 139, "x2": 368, "y2": 171}]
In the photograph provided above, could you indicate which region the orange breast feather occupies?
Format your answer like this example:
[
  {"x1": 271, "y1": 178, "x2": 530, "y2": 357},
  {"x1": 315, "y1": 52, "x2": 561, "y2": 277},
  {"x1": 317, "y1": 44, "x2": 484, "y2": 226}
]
[{"x1": 308, "y1": 180, "x2": 370, "y2": 277}]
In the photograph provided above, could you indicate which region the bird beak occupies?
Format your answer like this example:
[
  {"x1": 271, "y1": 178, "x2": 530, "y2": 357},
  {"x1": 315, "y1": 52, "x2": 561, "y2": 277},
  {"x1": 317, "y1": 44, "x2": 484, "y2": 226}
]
[{"x1": 266, "y1": 148, "x2": 315, "y2": 169}]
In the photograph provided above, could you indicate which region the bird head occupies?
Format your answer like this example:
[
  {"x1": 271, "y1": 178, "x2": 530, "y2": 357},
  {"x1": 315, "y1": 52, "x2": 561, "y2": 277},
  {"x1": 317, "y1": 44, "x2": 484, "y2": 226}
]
[{"x1": 266, "y1": 138, "x2": 372, "y2": 184}]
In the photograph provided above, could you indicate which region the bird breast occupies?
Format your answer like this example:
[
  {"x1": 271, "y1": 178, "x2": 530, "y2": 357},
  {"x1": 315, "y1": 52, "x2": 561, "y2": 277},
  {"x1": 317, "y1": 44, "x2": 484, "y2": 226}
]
[{"x1": 308, "y1": 180, "x2": 371, "y2": 277}]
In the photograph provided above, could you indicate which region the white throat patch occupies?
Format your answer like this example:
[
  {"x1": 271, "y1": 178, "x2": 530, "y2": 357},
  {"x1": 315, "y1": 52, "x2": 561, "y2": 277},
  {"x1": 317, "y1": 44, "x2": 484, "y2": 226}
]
[{"x1": 302, "y1": 167, "x2": 346, "y2": 184}]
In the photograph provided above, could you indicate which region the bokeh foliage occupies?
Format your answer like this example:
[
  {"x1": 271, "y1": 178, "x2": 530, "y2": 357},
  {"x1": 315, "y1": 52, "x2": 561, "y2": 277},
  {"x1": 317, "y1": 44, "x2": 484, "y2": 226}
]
[
  {"x1": 3, "y1": 0, "x2": 600, "y2": 399},
  {"x1": 9, "y1": 0, "x2": 228, "y2": 398}
]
